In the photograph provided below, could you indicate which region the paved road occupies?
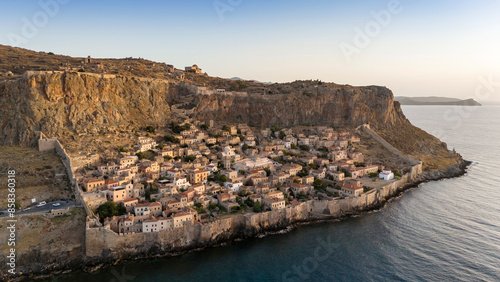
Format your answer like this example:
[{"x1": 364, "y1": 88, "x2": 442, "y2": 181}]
[{"x1": 0, "y1": 200, "x2": 82, "y2": 217}]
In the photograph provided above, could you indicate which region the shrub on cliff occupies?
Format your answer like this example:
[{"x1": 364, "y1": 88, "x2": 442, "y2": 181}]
[
  {"x1": 145, "y1": 126, "x2": 155, "y2": 134},
  {"x1": 229, "y1": 80, "x2": 248, "y2": 91}
]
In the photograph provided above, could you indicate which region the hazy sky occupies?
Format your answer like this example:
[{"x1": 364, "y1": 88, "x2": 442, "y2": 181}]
[{"x1": 1, "y1": 0, "x2": 500, "y2": 100}]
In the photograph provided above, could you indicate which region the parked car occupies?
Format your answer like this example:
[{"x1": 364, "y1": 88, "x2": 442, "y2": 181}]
[
  {"x1": 36, "y1": 201, "x2": 47, "y2": 207},
  {"x1": 52, "y1": 202, "x2": 61, "y2": 207}
]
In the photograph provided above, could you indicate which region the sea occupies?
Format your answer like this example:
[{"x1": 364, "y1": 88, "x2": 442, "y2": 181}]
[{"x1": 49, "y1": 106, "x2": 500, "y2": 282}]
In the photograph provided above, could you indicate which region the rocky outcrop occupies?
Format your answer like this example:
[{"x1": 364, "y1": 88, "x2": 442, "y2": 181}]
[
  {"x1": 0, "y1": 71, "x2": 174, "y2": 146},
  {"x1": 193, "y1": 84, "x2": 408, "y2": 129}
]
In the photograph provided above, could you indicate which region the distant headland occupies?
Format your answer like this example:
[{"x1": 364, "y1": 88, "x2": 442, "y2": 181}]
[{"x1": 395, "y1": 96, "x2": 481, "y2": 106}]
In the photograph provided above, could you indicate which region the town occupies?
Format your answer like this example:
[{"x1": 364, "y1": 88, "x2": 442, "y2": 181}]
[{"x1": 77, "y1": 121, "x2": 399, "y2": 235}]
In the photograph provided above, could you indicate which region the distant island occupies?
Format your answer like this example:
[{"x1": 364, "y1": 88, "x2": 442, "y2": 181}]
[{"x1": 395, "y1": 96, "x2": 481, "y2": 106}]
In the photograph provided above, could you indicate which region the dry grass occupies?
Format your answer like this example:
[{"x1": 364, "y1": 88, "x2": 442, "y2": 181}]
[
  {"x1": 0, "y1": 207, "x2": 85, "y2": 255},
  {"x1": 0, "y1": 145, "x2": 73, "y2": 210}
]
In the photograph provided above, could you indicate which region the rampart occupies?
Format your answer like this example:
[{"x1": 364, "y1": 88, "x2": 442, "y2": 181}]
[
  {"x1": 359, "y1": 124, "x2": 422, "y2": 167},
  {"x1": 85, "y1": 163, "x2": 423, "y2": 259},
  {"x1": 37, "y1": 132, "x2": 100, "y2": 226},
  {"x1": 38, "y1": 131, "x2": 423, "y2": 262}
]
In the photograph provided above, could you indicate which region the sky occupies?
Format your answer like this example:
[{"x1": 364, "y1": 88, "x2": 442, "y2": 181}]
[{"x1": 1, "y1": 0, "x2": 500, "y2": 101}]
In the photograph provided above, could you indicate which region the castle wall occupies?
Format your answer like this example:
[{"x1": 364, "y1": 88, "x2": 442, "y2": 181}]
[
  {"x1": 360, "y1": 124, "x2": 421, "y2": 166},
  {"x1": 85, "y1": 163, "x2": 423, "y2": 259},
  {"x1": 38, "y1": 133, "x2": 98, "y2": 223}
]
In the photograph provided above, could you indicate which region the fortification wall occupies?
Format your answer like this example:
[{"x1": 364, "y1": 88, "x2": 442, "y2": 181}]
[
  {"x1": 80, "y1": 124, "x2": 424, "y2": 261},
  {"x1": 360, "y1": 124, "x2": 421, "y2": 166},
  {"x1": 85, "y1": 162, "x2": 423, "y2": 260},
  {"x1": 38, "y1": 133, "x2": 97, "y2": 222}
]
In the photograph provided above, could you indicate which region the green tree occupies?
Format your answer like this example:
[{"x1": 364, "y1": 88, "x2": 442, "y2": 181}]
[
  {"x1": 184, "y1": 155, "x2": 196, "y2": 162},
  {"x1": 313, "y1": 178, "x2": 327, "y2": 191},
  {"x1": 264, "y1": 167, "x2": 271, "y2": 177},
  {"x1": 164, "y1": 135, "x2": 180, "y2": 144},
  {"x1": 252, "y1": 202, "x2": 262, "y2": 213},
  {"x1": 200, "y1": 124, "x2": 209, "y2": 130},
  {"x1": 245, "y1": 198, "x2": 255, "y2": 207},
  {"x1": 95, "y1": 202, "x2": 126, "y2": 222},
  {"x1": 297, "y1": 168, "x2": 309, "y2": 177},
  {"x1": 298, "y1": 191, "x2": 308, "y2": 200},
  {"x1": 271, "y1": 125, "x2": 281, "y2": 133},
  {"x1": 299, "y1": 145, "x2": 310, "y2": 151},
  {"x1": 308, "y1": 163, "x2": 318, "y2": 170},
  {"x1": 145, "y1": 125, "x2": 155, "y2": 134}
]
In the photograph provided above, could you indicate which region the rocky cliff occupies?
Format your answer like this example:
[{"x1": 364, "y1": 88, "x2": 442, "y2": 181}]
[
  {"x1": 0, "y1": 71, "x2": 174, "y2": 146},
  {"x1": 193, "y1": 83, "x2": 407, "y2": 129}
]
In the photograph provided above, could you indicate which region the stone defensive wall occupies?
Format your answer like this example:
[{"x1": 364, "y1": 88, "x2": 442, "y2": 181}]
[
  {"x1": 85, "y1": 164, "x2": 423, "y2": 259},
  {"x1": 36, "y1": 129, "x2": 423, "y2": 261},
  {"x1": 23, "y1": 70, "x2": 170, "y2": 84},
  {"x1": 37, "y1": 132, "x2": 100, "y2": 226},
  {"x1": 359, "y1": 124, "x2": 422, "y2": 169}
]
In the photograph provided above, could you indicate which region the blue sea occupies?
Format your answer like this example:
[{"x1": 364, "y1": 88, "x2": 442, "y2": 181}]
[{"x1": 50, "y1": 106, "x2": 500, "y2": 282}]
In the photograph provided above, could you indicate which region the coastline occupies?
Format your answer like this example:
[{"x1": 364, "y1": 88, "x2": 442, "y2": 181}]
[{"x1": 20, "y1": 159, "x2": 471, "y2": 281}]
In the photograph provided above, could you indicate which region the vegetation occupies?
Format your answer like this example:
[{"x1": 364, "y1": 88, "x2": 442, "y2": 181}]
[
  {"x1": 170, "y1": 122, "x2": 191, "y2": 134},
  {"x1": 299, "y1": 145, "x2": 310, "y2": 151},
  {"x1": 118, "y1": 146, "x2": 129, "y2": 153},
  {"x1": 298, "y1": 191, "x2": 308, "y2": 200},
  {"x1": 95, "y1": 202, "x2": 126, "y2": 222},
  {"x1": 252, "y1": 201, "x2": 262, "y2": 213},
  {"x1": 270, "y1": 125, "x2": 281, "y2": 133},
  {"x1": 308, "y1": 163, "x2": 318, "y2": 170},
  {"x1": 264, "y1": 167, "x2": 271, "y2": 176},
  {"x1": 229, "y1": 80, "x2": 248, "y2": 91},
  {"x1": 184, "y1": 155, "x2": 196, "y2": 162},
  {"x1": 209, "y1": 173, "x2": 229, "y2": 185},
  {"x1": 313, "y1": 178, "x2": 328, "y2": 191},
  {"x1": 297, "y1": 168, "x2": 309, "y2": 177},
  {"x1": 341, "y1": 168, "x2": 352, "y2": 178},
  {"x1": 145, "y1": 125, "x2": 155, "y2": 134},
  {"x1": 164, "y1": 135, "x2": 180, "y2": 144},
  {"x1": 136, "y1": 150, "x2": 156, "y2": 160},
  {"x1": 192, "y1": 204, "x2": 207, "y2": 214}
]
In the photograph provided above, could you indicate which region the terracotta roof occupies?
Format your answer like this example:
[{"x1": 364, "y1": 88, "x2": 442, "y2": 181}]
[
  {"x1": 123, "y1": 198, "x2": 138, "y2": 203},
  {"x1": 143, "y1": 216, "x2": 157, "y2": 223}
]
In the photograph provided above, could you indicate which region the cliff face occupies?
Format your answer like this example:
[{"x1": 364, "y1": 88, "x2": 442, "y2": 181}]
[
  {"x1": 193, "y1": 85, "x2": 408, "y2": 129},
  {"x1": 0, "y1": 71, "x2": 174, "y2": 145}
]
